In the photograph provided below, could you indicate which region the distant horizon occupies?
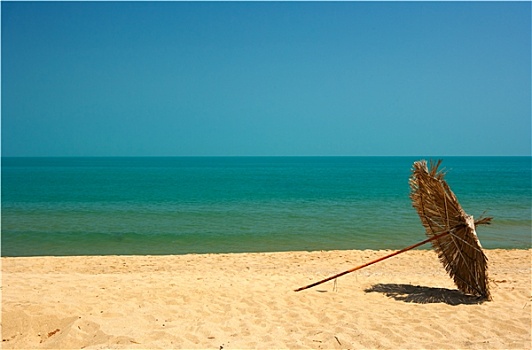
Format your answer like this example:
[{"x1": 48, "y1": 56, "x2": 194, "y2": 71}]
[{"x1": 3, "y1": 154, "x2": 531, "y2": 159}]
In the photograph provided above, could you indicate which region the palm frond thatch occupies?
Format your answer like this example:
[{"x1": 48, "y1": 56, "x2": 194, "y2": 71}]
[{"x1": 409, "y1": 160, "x2": 492, "y2": 300}]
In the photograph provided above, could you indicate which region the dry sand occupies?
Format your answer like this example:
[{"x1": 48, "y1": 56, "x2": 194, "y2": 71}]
[{"x1": 2, "y1": 249, "x2": 530, "y2": 349}]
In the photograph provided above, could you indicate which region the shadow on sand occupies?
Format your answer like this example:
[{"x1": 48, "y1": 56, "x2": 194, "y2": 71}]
[{"x1": 365, "y1": 283, "x2": 487, "y2": 305}]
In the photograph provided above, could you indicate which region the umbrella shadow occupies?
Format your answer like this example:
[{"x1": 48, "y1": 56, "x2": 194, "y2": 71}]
[{"x1": 365, "y1": 283, "x2": 488, "y2": 305}]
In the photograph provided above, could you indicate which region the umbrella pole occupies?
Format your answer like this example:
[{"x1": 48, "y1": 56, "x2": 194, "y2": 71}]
[{"x1": 294, "y1": 230, "x2": 451, "y2": 292}]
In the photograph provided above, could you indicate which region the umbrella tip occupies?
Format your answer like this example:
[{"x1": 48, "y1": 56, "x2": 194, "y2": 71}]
[{"x1": 475, "y1": 216, "x2": 493, "y2": 226}]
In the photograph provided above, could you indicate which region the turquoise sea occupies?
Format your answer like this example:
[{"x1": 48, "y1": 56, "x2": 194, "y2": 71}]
[{"x1": 1, "y1": 157, "x2": 530, "y2": 257}]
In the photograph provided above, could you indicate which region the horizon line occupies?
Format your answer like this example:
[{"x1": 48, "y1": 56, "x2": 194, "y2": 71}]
[{"x1": 2, "y1": 155, "x2": 531, "y2": 158}]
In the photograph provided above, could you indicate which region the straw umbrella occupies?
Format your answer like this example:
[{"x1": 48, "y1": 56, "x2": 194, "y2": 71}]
[
  {"x1": 295, "y1": 160, "x2": 492, "y2": 301},
  {"x1": 410, "y1": 159, "x2": 491, "y2": 300}
]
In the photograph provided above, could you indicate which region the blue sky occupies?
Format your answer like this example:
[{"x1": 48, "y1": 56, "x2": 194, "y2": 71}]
[{"x1": 2, "y1": 2, "x2": 530, "y2": 156}]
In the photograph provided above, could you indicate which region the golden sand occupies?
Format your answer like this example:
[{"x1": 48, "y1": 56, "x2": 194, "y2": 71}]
[{"x1": 2, "y1": 249, "x2": 530, "y2": 349}]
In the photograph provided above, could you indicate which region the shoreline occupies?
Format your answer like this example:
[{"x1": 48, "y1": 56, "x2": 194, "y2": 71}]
[
  {"x1": 2, "y1": 246, "x2": 531, "y2": 258},
  {"x1": 2, "y1": 249, "x2": 531, "y2": 349}
]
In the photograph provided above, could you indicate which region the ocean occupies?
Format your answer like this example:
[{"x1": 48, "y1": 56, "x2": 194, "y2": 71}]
[{"x1": 1, "y1": 157, "x2": 530, "y2": 257}]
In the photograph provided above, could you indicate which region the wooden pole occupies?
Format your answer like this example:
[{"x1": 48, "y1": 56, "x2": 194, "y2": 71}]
[{"x1": 294, "y1": 230, "x2": 452, "y2": 292}]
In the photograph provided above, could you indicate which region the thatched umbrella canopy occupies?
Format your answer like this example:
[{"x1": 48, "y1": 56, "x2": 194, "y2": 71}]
[
  {"x1": 295, "y1": 159, "x2": 492, "y2": 300},
  {"x1": 409, "y1": 160, "x2": 492, "y2": 300}
]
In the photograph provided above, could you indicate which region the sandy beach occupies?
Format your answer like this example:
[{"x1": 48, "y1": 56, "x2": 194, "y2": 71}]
[{"x1": 2, "y1": 249, "x2": 530, "y2": 349}]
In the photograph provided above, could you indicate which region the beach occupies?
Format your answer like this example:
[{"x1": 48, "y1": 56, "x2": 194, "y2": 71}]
[{"x1": 2, "y1": 249, "x2": 530, "y2": 349}]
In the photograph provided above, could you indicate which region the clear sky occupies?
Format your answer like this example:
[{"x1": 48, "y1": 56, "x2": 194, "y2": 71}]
[{"x1": 2, "y1": 1, "x2": 530, "y2": 157}]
